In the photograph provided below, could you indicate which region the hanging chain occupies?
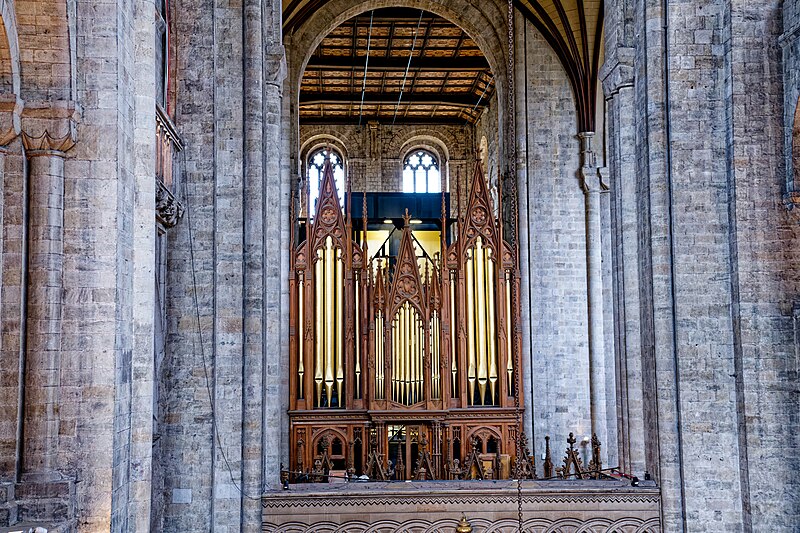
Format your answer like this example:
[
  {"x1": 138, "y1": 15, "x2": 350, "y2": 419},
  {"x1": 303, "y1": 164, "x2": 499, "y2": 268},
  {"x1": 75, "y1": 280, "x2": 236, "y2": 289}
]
[{"x1": 507, "y1": 0, "x2": 524, "y2": 531}]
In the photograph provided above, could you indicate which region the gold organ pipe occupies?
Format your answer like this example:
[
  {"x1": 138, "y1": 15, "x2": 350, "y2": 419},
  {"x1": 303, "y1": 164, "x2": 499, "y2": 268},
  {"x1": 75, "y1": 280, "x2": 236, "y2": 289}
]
[
  {"x1": 315, "y1": 249, "x2": 324, "y2": 407},
  {"x1": 336, "y1": 250, "x2": 344, "y2": 407},
  {"x1": 437, "y1": 314, "x2": 442, "y2": 399},
  {"x1": 404, "y1": 304, "x2": 410, "y2": 404},
  {"x1": 407, "y1": 304, "x2": 412, "y2": 404},
  {"x1": 430, "y1": 315, "x2": 435, "y2": 400},
  {"x1": 475, "y1": 239, "x2": 488, "y2": 405},
  {"x1": 439, "y1": 315, "x2": 443, "y2": 398},
  {"x1": 397, "y1": 310, "x2": 403, "y2": 403},
  {"x1": 417, "y1": 314, "x2": 423, "y2": 402},
  {"x1": 382, "y1": 314, "x2": 386, "y2": 398},
  {"x1": 420, "y1": 317, "x2": 425, "y2": 401},
  {"x1": 298, "y1": 272, "x2": 305, "y2": 399},
  {"x1": 392, "y1": 316, "x2": 398, "y2": 401},
  {"x1": 506, "y1": 273, "x2": 514, "y2": 393},
  {"x1": 432, "y1": 312, "x2": 440, "y2": 399},
  {"x1": 487, "y1": 249, "x2": 497, "y2": 405},
  {"x1": 324, "y1": 238, "x2": 335, "y2": 405},
  {"x1": 355, "y1": 275, "x2": 360, "y2": 399},
  {"x1": 376, "y1": 312, "x2": 384, "y2": 400},
  {"x1": 336, "y1": 248, "x2": 344, "y2": 406},
  {"x1": 450, "y1": 275, "x2": 457, "y2": 398},
  {"x1": 466, "y1": 250, "x2": 476, "y2": 405},
  {"x1": 410, "y1": 309, "x2": 417, "y2": 404}
]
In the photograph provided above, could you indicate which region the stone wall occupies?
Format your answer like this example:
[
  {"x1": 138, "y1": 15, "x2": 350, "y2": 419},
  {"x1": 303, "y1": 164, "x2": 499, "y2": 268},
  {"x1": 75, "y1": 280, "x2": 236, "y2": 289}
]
[
  {"x1": 515, "y1": 15, "x2": 597, "y2": 472},
  {"x1": 603, "y1": 0, "x2": 800, "y2": 530}
]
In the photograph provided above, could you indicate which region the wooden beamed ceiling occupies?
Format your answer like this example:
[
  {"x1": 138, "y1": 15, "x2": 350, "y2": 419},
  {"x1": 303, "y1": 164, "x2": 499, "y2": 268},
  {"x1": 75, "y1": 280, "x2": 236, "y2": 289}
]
[
  {"x1": 285, "y1": 0, "x2": 604, "y2": 132},
  {"x1": 298, "y1": 8, "x2": 495, "y2": 125}
]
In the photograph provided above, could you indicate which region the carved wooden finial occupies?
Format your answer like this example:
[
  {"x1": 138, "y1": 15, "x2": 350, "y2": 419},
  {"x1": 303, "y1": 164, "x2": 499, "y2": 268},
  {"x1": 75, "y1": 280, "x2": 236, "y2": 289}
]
[
  {"x1": 403, "y1": 208, "x2": 411, "y2": 227},
  {"x1": 543, "y1": 435, "x2": 553, "y2": 478}
]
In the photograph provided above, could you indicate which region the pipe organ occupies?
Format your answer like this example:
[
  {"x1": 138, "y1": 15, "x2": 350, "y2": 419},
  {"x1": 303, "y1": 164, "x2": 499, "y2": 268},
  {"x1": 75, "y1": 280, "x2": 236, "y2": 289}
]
[{"x1": 289, "y1": 157, "x2": 523, "y2": 481}]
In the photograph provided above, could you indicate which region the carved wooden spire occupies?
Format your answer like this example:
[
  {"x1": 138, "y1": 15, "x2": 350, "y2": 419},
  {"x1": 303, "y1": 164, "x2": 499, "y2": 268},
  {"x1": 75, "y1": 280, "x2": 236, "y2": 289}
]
[
  {"x1": 461, "y1": 159, "x2": 499, "y2": 251},
  {"x1": 388, "y1": 209, "x2": 425, "y2": 316},
  {"x1": 311, "y1": 154, "x2": 346, "y2": 251}
]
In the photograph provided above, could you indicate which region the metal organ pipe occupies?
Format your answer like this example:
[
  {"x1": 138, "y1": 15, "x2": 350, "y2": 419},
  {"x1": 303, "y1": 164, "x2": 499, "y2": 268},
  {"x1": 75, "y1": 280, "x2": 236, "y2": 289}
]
[
  {"x1": 475, "y1": 238, "x2": 488, "y2": 405},
  {"x1": 336, "y1": 247, "x2": 344, "y2": 407},
  {"x1": 505, "y1": 271, "x2": 514, "y2": 393},
  {"x1": 324, "y1": 238, "x2": 335, "y2": 405},
  {"x1": 298, "y1": 271, "x2": 305, "y2": 399},
  {"x1": 450, "y1": 273, "x2": 457, "y2": 398},
  {"x1": 487, "y1": 248, "x2": 498, "y2": 403},
  {"x1": 466, "y1": 249, "x2": 476, "y2": 405},
  {"x1": 355, "y1": 274, "x2": 361, "y2": 399},
  {"x1": 315, "y1": 249, "x2": 324, "y2": 407}
]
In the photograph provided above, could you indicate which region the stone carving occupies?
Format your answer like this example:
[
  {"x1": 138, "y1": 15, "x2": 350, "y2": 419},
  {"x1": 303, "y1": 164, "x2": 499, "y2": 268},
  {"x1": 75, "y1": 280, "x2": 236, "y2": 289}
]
[
  {"x1": 262, "y1": 516, "x2": 662, "y2": 533},
  {"x1": 156, "y1": 179, "x2": 185, "y2": 231}
]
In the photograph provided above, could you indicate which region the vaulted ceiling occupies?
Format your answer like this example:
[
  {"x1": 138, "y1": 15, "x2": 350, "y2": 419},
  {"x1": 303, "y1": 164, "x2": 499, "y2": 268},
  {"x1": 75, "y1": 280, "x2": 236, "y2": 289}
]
[
  {"x1": 284, "y1": 0, "x2": 604, "y2": 130},
  {"x1": 514, "y1": 0, "x2": 604, "y2": 132}
]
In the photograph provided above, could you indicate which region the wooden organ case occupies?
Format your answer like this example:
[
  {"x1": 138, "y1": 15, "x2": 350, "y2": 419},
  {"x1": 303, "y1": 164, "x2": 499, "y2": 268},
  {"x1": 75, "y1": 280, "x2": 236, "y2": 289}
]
[{"x1": 289, "y1": 157, "x2": 523, "y2": 482}]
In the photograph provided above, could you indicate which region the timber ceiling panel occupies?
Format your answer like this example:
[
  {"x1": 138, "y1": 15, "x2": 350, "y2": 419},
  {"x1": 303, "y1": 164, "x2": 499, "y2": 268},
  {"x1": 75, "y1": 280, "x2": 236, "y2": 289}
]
[
  {"x1": 298, "y1": 8, "x2": 495, "y2": 125},
  {"x1": 285, "y1": 0, "x2": 604, "y2": 131}
]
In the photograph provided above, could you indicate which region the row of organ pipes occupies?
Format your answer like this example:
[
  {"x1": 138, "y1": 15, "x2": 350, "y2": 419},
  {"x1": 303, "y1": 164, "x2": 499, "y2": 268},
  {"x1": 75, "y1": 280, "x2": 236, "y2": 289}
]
[{"x1": 289, "y1": 155, "x2": 523, "y2": 477}]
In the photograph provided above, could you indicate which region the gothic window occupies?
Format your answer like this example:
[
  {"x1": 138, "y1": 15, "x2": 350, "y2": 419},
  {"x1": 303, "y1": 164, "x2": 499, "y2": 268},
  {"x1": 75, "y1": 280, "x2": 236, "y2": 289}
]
[
  {"x1": 156, "y1": 0, "x2": 169, "y2": 109},
  {"x1": 307, "y1": 148, "x2": 345, "y2": 217},
  {"x1": 402, "y1": 149, "x2": 441, "y2": 193}
]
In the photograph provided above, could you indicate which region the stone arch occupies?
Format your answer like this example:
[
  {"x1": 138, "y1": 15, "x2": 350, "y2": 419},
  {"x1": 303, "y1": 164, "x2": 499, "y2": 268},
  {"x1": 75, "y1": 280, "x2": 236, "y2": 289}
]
[
  {"x1": 398, "y1": 135, "x2": 450, "y2": 163},
  {"x1": 398, "y1": 136, "x2": 450, "y2": 192},
  {"x1": 287, "y1": 0, "x2": 509, "y2": 165},
  {"x1": 0, "y1": 0, "x2": 20, "y2": 97},
  {"x1": 300, "y1": 133, "x2": 351, "y2": 173}
]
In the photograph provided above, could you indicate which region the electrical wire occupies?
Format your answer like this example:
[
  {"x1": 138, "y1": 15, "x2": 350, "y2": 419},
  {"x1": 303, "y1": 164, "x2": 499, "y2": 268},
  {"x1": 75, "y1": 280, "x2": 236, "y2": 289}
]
[
  {"x1": 358, "y1": 11, "x2": 375, "y2": 126},
  {"x1": 392, "y1": 10, "x2": 424, "y2": 125},
  {"x1": 183, "y1": 155, "x2": 261, "y2": 501}
]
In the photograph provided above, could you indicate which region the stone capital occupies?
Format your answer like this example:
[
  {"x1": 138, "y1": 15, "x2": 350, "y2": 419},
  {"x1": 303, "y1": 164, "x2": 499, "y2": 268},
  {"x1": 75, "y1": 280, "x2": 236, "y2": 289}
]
[
  {"x1": 0, "y1": 93, "x2": 23, "y2": 149},
  {"x1": 20, "y1": 100, "x2": 80, "y2": 155},
  {"x1": 599, "y1": 48, "x2": 634, "y2": 98},
  {"x1": 580, "y1": 166, "x2": 609, "y2": 195},
  {"x1": 264, "y1": 44, "x2": 287, "y2": 88}
]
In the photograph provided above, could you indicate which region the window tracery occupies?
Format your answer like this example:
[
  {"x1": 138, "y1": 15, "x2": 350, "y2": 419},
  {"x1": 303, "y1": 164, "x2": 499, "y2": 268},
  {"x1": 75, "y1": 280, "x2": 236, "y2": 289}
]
[
  {"x1": 403, "y1": 149, "x2": 441, "y2": 193},
  {"x1": 307, "y1": 148, "x2": 345, "y2": 217}
]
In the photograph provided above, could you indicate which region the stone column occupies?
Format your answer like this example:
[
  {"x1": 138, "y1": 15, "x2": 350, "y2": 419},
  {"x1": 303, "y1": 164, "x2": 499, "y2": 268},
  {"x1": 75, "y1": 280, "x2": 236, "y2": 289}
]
[
  {"x1": 579, "y1": 132, "x2": 609, "y2": 464},
  {"x1": 601, "y1": 53, "x2": 647, "y2": 477},
  {"x1": 0, "y1": 100, "x2": 20, "y2": 482},
  {"x1": 20, "y1": 131, "x2": 75, "y2": 481}
]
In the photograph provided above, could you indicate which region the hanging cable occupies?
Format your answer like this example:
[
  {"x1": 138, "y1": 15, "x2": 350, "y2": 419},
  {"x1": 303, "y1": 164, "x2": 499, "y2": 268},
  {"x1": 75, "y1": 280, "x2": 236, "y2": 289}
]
[
  {"x1": 358, "y1": 11, "x2": 375, "y2": 126},
  {"x1": 183, "y1": 148, "x2": 261, "y2": 501},
  {"x1": 392, "y1": 10, "x2": 424, "y2": 125},
  {"x1": 468, "y1": 74, "x2": 494, "y2": 123}
]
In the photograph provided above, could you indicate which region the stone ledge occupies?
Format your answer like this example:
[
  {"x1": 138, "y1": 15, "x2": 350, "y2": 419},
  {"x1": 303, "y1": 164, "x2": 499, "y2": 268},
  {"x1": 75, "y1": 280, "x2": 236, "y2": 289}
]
[{"x1": 263, "y1": 480, "x2": 662, "y2": 532}]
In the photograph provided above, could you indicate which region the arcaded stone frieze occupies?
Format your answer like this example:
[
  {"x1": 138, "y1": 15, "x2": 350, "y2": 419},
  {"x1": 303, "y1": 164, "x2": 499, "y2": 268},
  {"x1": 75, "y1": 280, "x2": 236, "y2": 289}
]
[{"x1": 262, "y1": 480, "x2": 662, "y2": 533}]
